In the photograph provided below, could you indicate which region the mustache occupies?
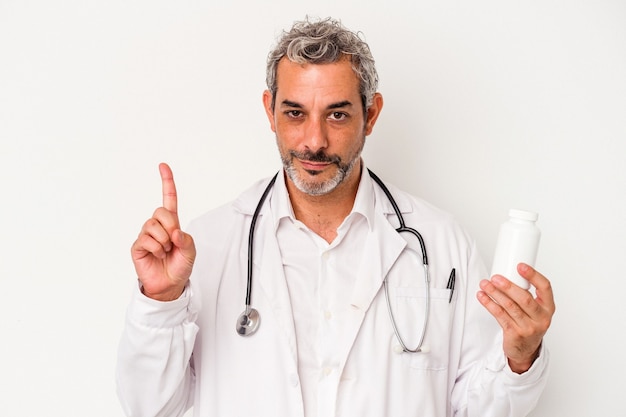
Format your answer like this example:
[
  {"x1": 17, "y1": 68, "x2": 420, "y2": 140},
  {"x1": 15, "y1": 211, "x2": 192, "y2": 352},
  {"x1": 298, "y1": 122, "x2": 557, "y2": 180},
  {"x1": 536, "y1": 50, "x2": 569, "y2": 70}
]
[{"x1": 289, "y1": 150, "x2": 341, "y2": 164}]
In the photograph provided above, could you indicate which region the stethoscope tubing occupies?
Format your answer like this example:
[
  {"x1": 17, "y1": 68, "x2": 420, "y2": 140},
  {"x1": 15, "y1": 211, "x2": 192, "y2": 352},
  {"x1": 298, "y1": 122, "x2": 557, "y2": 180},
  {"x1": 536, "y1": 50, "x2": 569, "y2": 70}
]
[
  {"x1": 367, "y1": 169, "x2": 428, "y2": 266},
  {"x1": 245, "y1": 173, "x2": 278, "y2": 312},
  {"x1": 239, "y1": 169, "x2": 430, "y2": 353}
]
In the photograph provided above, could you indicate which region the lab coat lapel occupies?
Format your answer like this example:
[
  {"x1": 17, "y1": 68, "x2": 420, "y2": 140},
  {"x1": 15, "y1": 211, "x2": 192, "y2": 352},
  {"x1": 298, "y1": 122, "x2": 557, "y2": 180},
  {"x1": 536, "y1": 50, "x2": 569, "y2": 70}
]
[
  {"x1": 255, "y1": 215, "x2": 298, "y2": 366},
  {"x1": 336, "y1": 212, "x2": 407, "y2": 372}
]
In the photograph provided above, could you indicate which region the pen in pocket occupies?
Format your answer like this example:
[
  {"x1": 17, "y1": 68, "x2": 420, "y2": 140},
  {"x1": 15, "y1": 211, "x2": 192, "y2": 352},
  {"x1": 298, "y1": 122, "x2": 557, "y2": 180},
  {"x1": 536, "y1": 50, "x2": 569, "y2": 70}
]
[{"x1": 446, "y1": 268, "x2": 456, "y2": 303}]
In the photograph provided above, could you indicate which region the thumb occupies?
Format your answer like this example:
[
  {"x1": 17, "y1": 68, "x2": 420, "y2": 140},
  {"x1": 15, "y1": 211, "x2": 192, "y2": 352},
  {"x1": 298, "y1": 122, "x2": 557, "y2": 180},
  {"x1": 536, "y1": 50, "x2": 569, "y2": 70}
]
[{"x1": 172, "y1": 229, "x2": 196, "y2": 258}]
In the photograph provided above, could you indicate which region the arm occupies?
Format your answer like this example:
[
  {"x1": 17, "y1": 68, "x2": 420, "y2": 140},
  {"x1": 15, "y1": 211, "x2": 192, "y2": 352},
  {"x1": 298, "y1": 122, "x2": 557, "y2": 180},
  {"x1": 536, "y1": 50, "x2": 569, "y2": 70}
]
[
  {"x1": 452, "y1": 243, "x2": 552, "y2": 417},
  {"x1": 116, "y1": 284, "x2": 199, "y2": 417},
  {"x1": 116, "y1": 163, "x2": 198, "y2": 417}
]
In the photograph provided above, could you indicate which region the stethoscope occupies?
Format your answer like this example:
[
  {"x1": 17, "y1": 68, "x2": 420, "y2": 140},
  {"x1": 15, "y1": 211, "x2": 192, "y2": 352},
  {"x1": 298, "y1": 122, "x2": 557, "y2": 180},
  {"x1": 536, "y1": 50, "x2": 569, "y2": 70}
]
[{"x1": 236, "y1": 169, "x2": 431, "y2": 353}]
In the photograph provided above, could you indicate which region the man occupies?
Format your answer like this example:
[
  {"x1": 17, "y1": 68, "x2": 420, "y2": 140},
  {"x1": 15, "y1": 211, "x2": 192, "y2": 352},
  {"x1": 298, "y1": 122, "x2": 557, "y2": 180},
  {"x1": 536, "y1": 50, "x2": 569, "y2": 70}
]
[{"x1": 117, "y1": 17, "x2": 554, "y2": 417}]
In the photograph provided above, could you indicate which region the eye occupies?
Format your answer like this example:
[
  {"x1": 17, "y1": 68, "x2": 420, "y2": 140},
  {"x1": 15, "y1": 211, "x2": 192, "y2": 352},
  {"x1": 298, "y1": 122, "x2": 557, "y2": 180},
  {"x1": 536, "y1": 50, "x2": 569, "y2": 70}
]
[
  {"x1": 285, "y1": 110, "x2": 303, "y2": 118},
  {"x1": 329, "y1": 112, "x2": 348, "y2": 121}
]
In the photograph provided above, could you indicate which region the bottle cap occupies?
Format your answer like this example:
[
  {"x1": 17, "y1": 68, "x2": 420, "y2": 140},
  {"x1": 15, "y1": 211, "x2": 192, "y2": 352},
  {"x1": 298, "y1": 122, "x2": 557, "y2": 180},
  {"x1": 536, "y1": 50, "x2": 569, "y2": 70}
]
[{"x1": 509, "y1": 209, "x2": 538, "y2": 222}]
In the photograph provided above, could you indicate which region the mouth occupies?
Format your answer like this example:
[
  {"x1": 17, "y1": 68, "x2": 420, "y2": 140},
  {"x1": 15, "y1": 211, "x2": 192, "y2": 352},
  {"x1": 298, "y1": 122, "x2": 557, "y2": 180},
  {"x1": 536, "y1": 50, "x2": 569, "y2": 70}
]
[
  {"x1": 299, "y1": 159, "x2": 331, "y2": 173},
  {"x1": 290, "y1": 150, "x2": 340, "y2": 175}
]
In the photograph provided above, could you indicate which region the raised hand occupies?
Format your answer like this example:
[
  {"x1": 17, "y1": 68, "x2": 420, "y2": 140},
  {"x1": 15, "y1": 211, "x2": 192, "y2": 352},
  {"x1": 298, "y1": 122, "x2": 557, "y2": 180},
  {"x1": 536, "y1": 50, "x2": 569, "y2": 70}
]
[
  {"x1": 477, "y1": 263, "x2": 555, "y2": 373},
  {"x1": 130, "y1": 163, "x2": 196, "y2": 301}
]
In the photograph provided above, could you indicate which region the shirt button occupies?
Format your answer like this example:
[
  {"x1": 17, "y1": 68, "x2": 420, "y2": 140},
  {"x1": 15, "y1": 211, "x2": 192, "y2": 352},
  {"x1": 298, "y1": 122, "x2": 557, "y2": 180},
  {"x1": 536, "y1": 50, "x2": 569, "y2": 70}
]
[
  {"x1": 393, "y1": 345, "x2": 404, "y2": 354},
  {"x1": 322, "y1": 251, "x2": 330, "y2": 260},
  {"x1": 323, "y1": 367, "x2": 332, "y2": 376},
  {"x1": 324, "y1": 311, "x2": 332, "y2": 320}
]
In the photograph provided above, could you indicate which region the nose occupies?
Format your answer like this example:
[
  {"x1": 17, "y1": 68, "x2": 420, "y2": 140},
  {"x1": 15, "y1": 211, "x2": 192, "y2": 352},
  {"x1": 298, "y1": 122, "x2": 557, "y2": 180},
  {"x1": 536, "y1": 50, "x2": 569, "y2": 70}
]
[{"x1": 302, "y1": 116, "x2": 328, "y2": 153}]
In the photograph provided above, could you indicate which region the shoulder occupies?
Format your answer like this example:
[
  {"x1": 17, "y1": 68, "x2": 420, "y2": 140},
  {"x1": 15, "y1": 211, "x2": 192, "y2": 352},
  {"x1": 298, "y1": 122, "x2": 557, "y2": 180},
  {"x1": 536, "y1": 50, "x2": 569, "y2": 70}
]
[
  {"x1": 186, "y1": 175, "x2": 276, "y2": 237},
  {"x1": 369, "y1": 174, "x2": 454, "y2": 223},
  {"x1": 370, "y1": 175, "x2": 472, "y2": 242}
]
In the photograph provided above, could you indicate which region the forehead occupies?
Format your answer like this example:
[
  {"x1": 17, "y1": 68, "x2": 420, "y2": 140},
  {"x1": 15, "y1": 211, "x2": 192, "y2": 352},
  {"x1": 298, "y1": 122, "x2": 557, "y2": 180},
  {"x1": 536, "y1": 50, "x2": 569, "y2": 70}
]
[{"x1": 275, "y1": 57, "x2": 361, "y2": 101}]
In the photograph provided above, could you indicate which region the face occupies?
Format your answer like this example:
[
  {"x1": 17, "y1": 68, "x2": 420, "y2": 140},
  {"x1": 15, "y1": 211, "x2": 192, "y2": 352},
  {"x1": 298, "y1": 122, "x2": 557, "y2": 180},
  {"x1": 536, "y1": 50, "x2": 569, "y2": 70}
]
[{"x1": 263, "y1": 57, "x2": 383, "y2": 197}]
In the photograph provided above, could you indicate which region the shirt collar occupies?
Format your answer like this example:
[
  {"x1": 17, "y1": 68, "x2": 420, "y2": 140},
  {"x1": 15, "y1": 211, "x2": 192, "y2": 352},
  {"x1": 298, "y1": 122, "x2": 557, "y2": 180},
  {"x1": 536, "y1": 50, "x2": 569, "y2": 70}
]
[
  {"x1": 270, "y1": 170, "x2": 296, "y2": 231},
  {"x1": 348, "y1": 164, "x2": 376, "y2": 231}
]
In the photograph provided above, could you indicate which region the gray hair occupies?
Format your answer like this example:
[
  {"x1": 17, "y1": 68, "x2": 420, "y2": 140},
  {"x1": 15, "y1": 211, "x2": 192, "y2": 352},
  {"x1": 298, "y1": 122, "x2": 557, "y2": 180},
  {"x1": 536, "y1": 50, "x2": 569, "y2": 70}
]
[{"x1": 266, "y1": 17, "x2": 379, "y2": 111}]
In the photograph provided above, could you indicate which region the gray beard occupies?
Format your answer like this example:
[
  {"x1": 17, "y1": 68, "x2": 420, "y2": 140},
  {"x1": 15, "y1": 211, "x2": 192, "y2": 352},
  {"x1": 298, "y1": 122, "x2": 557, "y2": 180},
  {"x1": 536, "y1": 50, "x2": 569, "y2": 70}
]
[{"x1": 281, "y1": 148, "x2": 362, "y2": 196}]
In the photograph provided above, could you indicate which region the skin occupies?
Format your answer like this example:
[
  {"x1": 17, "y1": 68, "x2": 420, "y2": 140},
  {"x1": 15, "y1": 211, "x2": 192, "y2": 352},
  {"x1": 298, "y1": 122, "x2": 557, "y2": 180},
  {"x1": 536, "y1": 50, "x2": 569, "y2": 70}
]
[
  {"x1": 477, "y1": 263, "x2": 555, "y2": 373},
  {"x1": 131, "y1": 56, "x2": 555, "y2": 374},
  {"x1": 130, "y1": 163, "x2": 195, "y2": 302},
  {"x1": 262, "y1": 57, "x2": 383, "y2": 242}
]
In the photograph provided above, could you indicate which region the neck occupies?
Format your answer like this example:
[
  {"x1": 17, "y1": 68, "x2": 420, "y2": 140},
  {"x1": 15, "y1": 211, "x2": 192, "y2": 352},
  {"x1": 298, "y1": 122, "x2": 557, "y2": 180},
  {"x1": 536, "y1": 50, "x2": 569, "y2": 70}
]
[{"x1": 286, "y1": 163, "x2": 362, "y2": 243}]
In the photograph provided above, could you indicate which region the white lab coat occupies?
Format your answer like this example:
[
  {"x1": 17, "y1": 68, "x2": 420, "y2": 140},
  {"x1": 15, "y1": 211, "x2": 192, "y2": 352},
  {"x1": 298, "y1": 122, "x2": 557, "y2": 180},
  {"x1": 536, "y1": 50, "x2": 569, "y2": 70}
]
[{"x1": 117, "y1": 171, "x2": 549, "y2": 417}]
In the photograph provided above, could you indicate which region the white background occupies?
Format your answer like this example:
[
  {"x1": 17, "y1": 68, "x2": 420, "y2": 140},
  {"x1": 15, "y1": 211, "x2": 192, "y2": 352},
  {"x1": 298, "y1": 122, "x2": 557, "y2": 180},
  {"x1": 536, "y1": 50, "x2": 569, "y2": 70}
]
[{"x1": 1, "y1": 0, "x2": 624, "y2": 416}]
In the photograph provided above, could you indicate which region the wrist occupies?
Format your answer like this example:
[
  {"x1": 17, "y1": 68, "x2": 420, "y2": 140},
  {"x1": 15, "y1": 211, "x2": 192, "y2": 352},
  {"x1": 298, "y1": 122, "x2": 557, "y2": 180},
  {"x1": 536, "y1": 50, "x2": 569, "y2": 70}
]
[
  {"x1": 507, "y1": 344, "x2": 541, "y2": 374},
  {"x1": 141, "y1": 284, "x2": 185, "y2": 302},
  {"x1": 508, "y1": 358, "x2": 534, "y2": 374}
]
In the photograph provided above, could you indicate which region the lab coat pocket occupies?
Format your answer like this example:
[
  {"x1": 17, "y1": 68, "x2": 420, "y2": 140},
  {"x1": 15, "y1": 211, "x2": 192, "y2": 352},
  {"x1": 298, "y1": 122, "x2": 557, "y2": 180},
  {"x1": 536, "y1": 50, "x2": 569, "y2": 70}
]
[{"x1": 393, "y1": 287, "x2": 452, "y2": 371}]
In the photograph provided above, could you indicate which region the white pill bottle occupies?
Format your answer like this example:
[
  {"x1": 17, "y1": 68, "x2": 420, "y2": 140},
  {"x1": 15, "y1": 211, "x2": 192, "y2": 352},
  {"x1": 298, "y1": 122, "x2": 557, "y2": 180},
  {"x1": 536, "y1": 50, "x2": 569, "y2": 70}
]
[{"x1": 490, "y1": 209, "x2": 541, "y2": 289}]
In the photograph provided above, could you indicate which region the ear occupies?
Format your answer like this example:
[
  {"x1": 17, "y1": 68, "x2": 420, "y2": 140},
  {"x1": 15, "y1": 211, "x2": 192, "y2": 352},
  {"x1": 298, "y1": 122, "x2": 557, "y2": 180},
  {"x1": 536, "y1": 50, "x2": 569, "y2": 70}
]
[
  {"x1": 364, "y1": 93, "x2": 384, "y2": 136},
  {"x1": 262, "y1": 90, "x2": 277, "y2": 132}
]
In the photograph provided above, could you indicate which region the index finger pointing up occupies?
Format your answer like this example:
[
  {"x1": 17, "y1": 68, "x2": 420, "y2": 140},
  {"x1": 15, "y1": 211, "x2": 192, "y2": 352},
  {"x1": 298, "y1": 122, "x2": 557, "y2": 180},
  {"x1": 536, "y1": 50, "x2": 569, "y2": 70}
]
[{"x1": 159, "y1": 162, "x2": 178, "y2": 213}]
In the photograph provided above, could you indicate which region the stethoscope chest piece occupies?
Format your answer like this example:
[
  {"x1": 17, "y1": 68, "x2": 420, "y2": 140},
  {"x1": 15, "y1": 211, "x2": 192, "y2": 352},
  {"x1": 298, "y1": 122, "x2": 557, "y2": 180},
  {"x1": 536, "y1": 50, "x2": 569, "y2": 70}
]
[{"x1": 236, "y1": 308, "x2": 260, "y2": 336}]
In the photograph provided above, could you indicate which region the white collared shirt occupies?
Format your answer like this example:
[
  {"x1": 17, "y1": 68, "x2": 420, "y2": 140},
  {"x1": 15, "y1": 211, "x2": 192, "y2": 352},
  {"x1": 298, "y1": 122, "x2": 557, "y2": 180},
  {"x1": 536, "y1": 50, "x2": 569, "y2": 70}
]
[{"x1": 271, "y1": 170, "x2": 374, "y2": 416}]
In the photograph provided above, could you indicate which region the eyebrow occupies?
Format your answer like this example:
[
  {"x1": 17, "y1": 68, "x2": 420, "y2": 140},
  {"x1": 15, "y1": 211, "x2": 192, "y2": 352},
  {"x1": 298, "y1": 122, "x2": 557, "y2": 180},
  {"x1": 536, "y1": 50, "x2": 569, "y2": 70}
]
[{"x1": 280, "y1": 99, "x2": 353, "y2": 110}]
